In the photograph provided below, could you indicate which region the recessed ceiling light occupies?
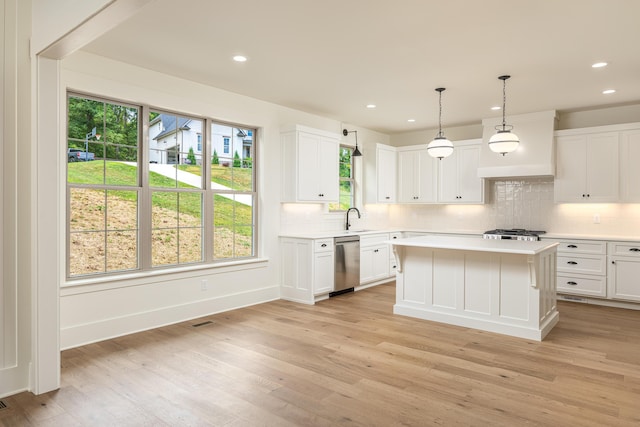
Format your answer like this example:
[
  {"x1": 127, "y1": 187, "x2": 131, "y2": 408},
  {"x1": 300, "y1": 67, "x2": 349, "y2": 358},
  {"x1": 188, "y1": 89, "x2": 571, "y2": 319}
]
[
  {"x1": 491, "y1": 106, "x2": 501, "y2": 111},
  {"x1": 407, "y1": 119, "x2": 416, "y2": 123},
  {"x1": 592, "y1": 62, "x2": 608, "y2": 68},
  {"x1": 233, "y1": 55, "x2": 248, "y2": 62},
  {"x1": 366, "y1": 104, "x2": 376, "y2": 109},
  {"x1": 602, "y1": 89, "x2": 616, "y2": 94}
]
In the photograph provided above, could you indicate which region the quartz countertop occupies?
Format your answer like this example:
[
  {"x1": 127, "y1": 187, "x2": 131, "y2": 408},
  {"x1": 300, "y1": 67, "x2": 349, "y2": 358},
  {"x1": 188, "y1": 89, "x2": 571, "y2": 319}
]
[{"x1": 388, "y1": 235, "x2": 558, "y2": 255}]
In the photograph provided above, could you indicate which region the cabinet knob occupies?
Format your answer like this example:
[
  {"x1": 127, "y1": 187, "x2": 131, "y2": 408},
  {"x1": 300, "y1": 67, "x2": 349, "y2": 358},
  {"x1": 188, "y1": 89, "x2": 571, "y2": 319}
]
[
  {"x1": 567, "y1": 244, "x2": 578, "y2": 248},
  {"x1": 567, "y1": 281, "x2": 578, "y2": 286},
  {"x1": 612, "y1": 261, "x2": 616, "y2": 265},
  {"x1": 587, "y1": 194, "x2": 590, "y2": 197},
  {"x1": 374, "y1": 249, "x2": 379, "y2": 253}
]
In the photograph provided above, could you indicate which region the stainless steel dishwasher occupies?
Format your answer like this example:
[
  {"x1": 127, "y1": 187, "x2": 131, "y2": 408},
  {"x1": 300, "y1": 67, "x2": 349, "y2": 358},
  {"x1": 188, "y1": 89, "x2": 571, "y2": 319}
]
[{"x1": 332, "y1": 235, "x2": 360, "y2": 296}]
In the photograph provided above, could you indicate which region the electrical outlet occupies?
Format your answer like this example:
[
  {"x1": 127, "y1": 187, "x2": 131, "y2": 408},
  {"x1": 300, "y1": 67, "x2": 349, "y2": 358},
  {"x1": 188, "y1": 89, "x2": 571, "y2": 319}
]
[
  {"x1": 593, "y1": 214, "x2": 601, "y2": 224},
  {"x1": 201, "y1": 279, "x2": 208, "y2": 291}
]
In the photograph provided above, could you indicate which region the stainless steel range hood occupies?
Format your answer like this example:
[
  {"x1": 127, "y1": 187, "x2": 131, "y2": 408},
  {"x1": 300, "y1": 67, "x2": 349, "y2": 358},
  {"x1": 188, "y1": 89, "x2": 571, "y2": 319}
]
[{"x1": 478, "y1": 110, "x2": 558, "y2": 178}]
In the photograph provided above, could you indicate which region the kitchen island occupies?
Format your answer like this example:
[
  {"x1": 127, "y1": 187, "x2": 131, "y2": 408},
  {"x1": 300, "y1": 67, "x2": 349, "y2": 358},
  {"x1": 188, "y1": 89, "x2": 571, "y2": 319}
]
[{"x1": 389, "y1": 236, "x2": 559, "y2": 341}]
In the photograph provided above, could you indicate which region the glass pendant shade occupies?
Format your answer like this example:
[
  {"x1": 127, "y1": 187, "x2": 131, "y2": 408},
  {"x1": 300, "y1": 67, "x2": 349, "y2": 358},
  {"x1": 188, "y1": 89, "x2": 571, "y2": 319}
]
[
  {"x1": 427, "y1": 136, "x2": 454, "y2": 159},
  {"x1": 427, "y1": 87, "x2": 453, "y2": 160},
  {"x1": 489, "y1": 130, "x2": 519, "y2": 156},
  {"x1": 490, "y1": 75, "x2": 519, "y2": 156}
]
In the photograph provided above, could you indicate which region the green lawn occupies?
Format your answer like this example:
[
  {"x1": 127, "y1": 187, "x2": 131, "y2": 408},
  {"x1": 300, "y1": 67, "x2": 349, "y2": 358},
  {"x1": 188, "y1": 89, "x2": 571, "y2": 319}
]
[
  {"x1": 177, "y1": 164, "x2": 253, "y2": 191},
  {"x1": 68, "y1": 161, "x2": 253, "y2": 234}
]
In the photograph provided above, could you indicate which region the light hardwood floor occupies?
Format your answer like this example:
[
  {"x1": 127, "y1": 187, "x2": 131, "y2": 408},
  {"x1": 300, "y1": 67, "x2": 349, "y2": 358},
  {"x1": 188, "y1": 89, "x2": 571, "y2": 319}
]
[{"x1": 2, "y1": 282, "x2": 640, "y2": 426}]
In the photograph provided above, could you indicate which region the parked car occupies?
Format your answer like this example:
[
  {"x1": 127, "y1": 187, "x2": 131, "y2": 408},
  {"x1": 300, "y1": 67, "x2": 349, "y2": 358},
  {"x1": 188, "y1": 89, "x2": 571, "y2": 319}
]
[{"x1": 67, "y1": 148, "x2": 95, "y2": 162}]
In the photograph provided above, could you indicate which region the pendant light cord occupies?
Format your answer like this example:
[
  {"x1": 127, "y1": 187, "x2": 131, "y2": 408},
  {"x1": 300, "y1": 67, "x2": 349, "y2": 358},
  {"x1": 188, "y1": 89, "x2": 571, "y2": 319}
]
[
  {"x1": 501, "y1": 78, "x2": 507, "y2": 131},
  {"x1": 438, "y1": 90, "x2": 443, "y2": 137}
]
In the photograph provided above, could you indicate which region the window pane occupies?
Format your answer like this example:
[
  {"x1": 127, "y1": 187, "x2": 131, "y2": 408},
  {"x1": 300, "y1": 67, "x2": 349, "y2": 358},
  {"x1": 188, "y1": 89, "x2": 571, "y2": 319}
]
[
  {"x1": 151, "y1": 191, "x2": 203, "y2": 266},
  {"x1": 179, "y1": 228, "x2": 202, "y2": 263},
  {"x1": 339, "y1": 181, "x2": 353, "y2": 211},
  {"x1": 70, "y1": 188, "x2": 105, "y2": 231},
  {"x1": 67, "y1": 96, "x2": 139, "y2": 187},
  {"x1": 106, "y1": 230, "x2": 137, "y2": 271},
  {"x1": 339, "y1": 147, "x2": 352, "y2": 178},
  {"x1": 213, "y1": 194, "x2": 254, "y2": 259},
  {"x1": 211, "y1": 124, "x2": 253, "y2": 191},
  {"x1": 70, "y1": 231, "x2": 105, "y2": 275},
  {"x1": 106, "y1": 190, "x2": 137, "y2": 231},
  {"x1": 149, "y1": 112, "x2": 203, "y2": 189},
  {"x1": 330, "y1": 146, "x2": 355, "y2": 212},
  {"x1": 152, "y1": 191, "x2": 178, "y2": 229},
  {"x1": 152, "y1": 230, "x2": 178, "y2": 266}
]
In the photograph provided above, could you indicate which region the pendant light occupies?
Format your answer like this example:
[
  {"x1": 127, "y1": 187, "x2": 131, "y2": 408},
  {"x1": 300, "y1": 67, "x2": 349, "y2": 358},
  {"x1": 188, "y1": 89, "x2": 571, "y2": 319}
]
[
  {"x1": 427, "y1": 88, "x2": 454, "y2": 160},
  {"x1": 342, "y1": 129, "x2": 362, "y2": 156},
  {"x1": 489, "y1": 75, "x2": 519, "y2": 155}
]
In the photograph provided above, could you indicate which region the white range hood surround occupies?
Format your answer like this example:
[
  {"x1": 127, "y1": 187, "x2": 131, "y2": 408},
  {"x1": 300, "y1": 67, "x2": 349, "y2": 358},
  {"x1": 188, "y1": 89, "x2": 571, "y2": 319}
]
[{"x1": 478, "y1": 110, "x2": 558, "y2": 178}]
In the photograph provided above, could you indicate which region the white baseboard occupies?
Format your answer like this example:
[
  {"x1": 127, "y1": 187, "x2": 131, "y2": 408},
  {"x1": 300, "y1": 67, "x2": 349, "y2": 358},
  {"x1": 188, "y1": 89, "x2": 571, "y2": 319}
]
[{"x1": 61, "y1": 285, "x2": 279, "y2": 350}]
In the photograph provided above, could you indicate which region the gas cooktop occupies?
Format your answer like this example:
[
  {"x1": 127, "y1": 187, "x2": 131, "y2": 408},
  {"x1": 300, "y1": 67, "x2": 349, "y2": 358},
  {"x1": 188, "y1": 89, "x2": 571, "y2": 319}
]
[{"x1": 482, "y1": 229, "x2": 546, "y2": 241}]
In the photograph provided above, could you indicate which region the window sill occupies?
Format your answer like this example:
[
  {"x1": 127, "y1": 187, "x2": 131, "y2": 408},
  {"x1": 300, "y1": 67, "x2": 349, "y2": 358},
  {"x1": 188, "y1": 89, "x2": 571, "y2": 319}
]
[{"x1": 61, "y1": 257, "x2": 270, "y2": 296}]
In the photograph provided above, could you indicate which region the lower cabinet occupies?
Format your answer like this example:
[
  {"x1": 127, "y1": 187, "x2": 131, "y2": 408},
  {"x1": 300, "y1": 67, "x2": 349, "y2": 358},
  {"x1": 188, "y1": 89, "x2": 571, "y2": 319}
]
[
  {"x1": 313, "y1": 239, "x2": 335, "y2": 295},
  {"x1": 281, "y1": 237, "x2": 334, "y2": 304},
  {"x1": 608, "y1": 241, "x2": 640, "y2": 302},
  {"x1": 360, "y1": 233, "x2": 391, "y2": 284},
  {"x1": 555, "y1": 239, "x2": 607, "y2": 297}
]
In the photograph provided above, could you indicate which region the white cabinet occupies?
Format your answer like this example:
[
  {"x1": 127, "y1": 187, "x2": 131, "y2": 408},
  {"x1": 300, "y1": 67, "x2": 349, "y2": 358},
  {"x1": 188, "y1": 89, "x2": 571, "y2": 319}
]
[
  {"x1": 554, "y1": 132, "x2": 619, "y2": 203},
  {"x1": 608, "y1": 241, "x2": 640, "y2": 302},
  {"x1": 281, "y1": 125, "x2": 339, "y2": 203},
  {"x1": 619, "y1": 129, "x2": 640, "y2": 202},
  {"x1": 397, "y1": 148, "x2": 437, "y2": 203},
  {"x1": 554, "y1": 239, "x2": 607, "y2": 297},
  {"x1": 360, "y1": 233, "x2": 391, "y2": 284},
  {"x1": 280, "y1": 237, "x2": 334, "y2": 304},
  {"x1": 438, "y1": 139, "x2": 484, "y2": 204},
  {"x1": 376, "y1": 144, "x2": 397, "y2": 203},
  {"x1": 313, "y1": 239, "x2": 335, "y2": 295}
]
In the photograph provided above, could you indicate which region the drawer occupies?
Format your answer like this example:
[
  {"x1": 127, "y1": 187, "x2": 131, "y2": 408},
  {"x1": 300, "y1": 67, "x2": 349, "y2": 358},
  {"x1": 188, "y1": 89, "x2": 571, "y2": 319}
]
[
  {"x1": 314, "y1": 239, "x2": 333, "y2": 252},
  {"x1": 557, "y1": 254, "x2": 606, "y2": 275},
  {"x1": 361, "y1": 233, "x2": 390, "y2": 247},
  {"x1": 608, "y1": 241, "x2": 640, "y2": 257},
  {"x1": 557, "y1": 240, "x2": 606, "y2": 255},
  {"x1": 389, "y1": 232, "x2": 403, "y2": 241},
  {"x1": 389, "y1": 259, "x2": 398, "y2": 276},
  {"x1": 557, "y1": 274, "x2": 606, "y2": 297}
]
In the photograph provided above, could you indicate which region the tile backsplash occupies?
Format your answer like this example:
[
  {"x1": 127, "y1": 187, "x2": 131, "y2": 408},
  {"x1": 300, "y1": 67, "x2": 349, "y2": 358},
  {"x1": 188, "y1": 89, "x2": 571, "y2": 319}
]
[{"x1": 281, "y1": 178, "x2": 640, "y2": 238}]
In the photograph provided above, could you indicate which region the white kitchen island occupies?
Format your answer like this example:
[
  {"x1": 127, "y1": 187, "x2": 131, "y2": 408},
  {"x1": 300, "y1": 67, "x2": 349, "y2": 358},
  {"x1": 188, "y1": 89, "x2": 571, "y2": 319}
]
[{"x1": 389, "y1": 236, "x2": 559, "y2": 341}]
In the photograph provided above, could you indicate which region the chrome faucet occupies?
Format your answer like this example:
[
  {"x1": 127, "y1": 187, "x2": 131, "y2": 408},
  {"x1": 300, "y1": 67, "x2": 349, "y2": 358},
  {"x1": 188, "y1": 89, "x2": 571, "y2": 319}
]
[{"x1": 345, "y1": 207, "x2": 361, "y2": 231}]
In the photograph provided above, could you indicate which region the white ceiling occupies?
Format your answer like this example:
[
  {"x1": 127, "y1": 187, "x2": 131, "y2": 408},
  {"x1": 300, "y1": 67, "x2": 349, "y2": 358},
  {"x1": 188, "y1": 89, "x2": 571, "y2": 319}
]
[{"x1": 81, "y1": 0, "x2": 640, "y2": 134}]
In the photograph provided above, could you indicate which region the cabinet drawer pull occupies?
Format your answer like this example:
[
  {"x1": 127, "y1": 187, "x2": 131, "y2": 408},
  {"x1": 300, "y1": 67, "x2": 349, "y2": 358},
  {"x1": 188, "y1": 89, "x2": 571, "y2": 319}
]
[
  {"x1": 629, "y1": 248, "x2": 640, "y2": 252},
  {"x1": 374, "y1": 249, "x2": 379, "y2": 253},
  {"x1": 567, "y1": 281, "x2": 578, "y2": 286},
  {"x1": 385, "y1": 196, "x2": 390, "y2": 200},
  {"x1": 321, "y1": 243, "x2": 327, "y2": 247},
  {"x1": 567, "y1": 244, "x2": 578, "y2": 248},
  {"x1": 392, "y1": 236, "x2": 398, "y2": 239},
  {"x1": 567, "y1": 261, "x2": 578, "y2": 265}
]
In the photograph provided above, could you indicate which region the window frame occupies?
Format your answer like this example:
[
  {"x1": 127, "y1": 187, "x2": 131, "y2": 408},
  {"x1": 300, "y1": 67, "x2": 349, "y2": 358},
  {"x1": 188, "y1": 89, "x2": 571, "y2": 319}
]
[{"x1": 66, "y1": 93, "x2": 258, "y2": 280}]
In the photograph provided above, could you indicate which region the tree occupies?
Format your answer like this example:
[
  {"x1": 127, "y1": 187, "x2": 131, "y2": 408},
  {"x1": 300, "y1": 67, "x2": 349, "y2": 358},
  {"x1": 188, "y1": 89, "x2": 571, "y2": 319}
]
[
  {"x1": 233, "y1": 150, "x2": 241, "y2": 168},
  {"x1": 212, "y1": 149, "x2": 219, "y2": 165},
  {"x1": 187, "y1": 147, "x2": 196, "y2": 165}
]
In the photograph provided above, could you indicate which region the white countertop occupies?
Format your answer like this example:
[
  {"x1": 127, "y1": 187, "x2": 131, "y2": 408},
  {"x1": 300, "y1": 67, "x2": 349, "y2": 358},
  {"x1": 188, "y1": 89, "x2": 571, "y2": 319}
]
[{"x1": 388, "y1": 235, "x2": 558, "y2": 255}]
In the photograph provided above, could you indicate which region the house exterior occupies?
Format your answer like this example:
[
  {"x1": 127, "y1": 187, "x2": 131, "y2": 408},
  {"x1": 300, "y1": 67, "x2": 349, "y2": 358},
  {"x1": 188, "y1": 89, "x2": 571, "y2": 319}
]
[{"x1": 149, "y1": 113, "x2": 252, "y2": 166}]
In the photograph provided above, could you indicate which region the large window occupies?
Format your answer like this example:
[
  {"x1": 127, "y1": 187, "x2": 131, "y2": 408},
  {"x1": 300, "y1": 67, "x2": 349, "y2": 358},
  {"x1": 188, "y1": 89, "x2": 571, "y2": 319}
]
[
  {"x1": 329, "y1": 145, "x2": 354, "y2": 211},
  {"x1": 67, "y1": 94, "x2": 257, "y2": 278}
]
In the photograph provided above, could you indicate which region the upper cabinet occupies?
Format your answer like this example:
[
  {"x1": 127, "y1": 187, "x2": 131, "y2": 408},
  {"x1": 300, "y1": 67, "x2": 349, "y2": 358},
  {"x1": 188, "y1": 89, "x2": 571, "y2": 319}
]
[
  {"x1": 281, "y1": 125, "x2": 339, "y2": 203},
  {"x1": 619, "y1": 129, "x2": 640, "y2": 202},
  {"x1": 397, "y1": 147, "x2": 437, "y2": 203},
  {"x1": 554, "y1": 130, "x2": 620, "y2": 203},
  {"x1": 438, "y1": 139, "x2": 484, "y2": 204},
  {"x1": 376, "y1": 144, "x2": 397, "y2": 203}
]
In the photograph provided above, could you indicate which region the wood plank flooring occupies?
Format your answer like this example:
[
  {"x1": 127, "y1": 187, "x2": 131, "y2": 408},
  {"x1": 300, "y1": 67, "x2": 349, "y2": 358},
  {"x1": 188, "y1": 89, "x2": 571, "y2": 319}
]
[{"x1": 2, "y1": 282, "x2": 640, "y2": 426}]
